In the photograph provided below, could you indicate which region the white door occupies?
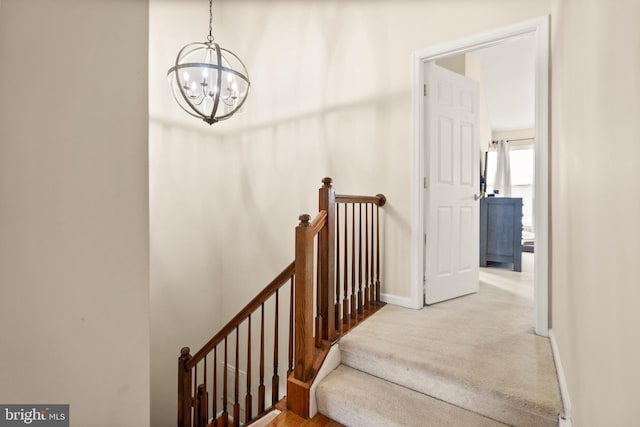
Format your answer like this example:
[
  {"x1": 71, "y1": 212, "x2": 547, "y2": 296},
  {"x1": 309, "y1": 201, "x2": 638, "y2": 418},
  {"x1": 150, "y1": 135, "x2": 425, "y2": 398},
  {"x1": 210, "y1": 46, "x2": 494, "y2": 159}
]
[{"x1": 424, "y1": 62, "x2": 480, "y2": 304}]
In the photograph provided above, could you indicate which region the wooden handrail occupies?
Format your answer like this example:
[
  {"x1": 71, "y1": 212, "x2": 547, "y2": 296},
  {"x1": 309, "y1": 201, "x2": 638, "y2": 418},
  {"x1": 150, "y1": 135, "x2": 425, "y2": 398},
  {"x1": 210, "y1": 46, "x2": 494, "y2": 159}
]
[
  {"x1": 187, "y1": 261, "x2": 295, "y2": 368},
  {"x1": 336, "y1": 194, "x2": 387, "y2": 206},
  {"x1": 309, "y1": 210, "x2": 327, "y2": 235}
]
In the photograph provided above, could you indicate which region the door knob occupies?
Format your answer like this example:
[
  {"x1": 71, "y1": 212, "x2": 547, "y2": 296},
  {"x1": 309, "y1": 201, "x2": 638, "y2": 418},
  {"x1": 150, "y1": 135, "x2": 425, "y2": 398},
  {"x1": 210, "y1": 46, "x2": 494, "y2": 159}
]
[{"x1": 474, "y1": 193, "x2": 482, "y2": 201}]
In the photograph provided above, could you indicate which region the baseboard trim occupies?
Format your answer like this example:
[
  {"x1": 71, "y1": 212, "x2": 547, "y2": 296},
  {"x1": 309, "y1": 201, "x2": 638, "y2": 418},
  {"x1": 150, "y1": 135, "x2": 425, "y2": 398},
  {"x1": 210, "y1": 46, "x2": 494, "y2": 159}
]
[
  {"x1": 549, "y1": 329, "x2": 572, "y2": 427},
  {"x1": 380, "y1": 292, "x2": 420, "y2": 309},
  {"x1": 559, "y1": 416, "x2": 573, "y2": 427}
]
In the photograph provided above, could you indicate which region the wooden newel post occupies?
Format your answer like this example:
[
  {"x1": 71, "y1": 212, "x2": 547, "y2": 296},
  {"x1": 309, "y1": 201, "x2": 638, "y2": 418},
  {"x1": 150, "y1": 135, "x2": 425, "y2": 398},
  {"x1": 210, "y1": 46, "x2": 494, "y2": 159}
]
[
  {"x1": 287, "y1": 214, "x2": 315, "y2": 418},
  {"x1": 178, "y1": 347, "x2": 192, "y2": 427},
  {"x1": 318, "y1": 177, "x2": 336, "y2": 342},
  {"x1": 294, "y1": 214, "x2": 314, "y2": 381}
]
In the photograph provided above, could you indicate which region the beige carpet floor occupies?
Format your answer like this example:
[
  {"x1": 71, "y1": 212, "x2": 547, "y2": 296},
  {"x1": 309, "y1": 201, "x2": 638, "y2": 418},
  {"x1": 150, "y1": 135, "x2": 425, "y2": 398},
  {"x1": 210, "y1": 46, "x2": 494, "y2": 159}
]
[
  {"x1": 319, "y1": 271, "x2": 562, "y2": 426},
  {"x1": 479, "y1": 252, "x2": 535, "y2": 299}
]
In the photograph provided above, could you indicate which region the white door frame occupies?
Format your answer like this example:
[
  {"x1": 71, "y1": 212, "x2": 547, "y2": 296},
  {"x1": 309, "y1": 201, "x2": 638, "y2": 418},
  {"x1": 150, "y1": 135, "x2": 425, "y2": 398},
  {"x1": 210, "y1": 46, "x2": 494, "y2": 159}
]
[{"x1": 410, "y1": 16, "x2": 550, "y2": 336}]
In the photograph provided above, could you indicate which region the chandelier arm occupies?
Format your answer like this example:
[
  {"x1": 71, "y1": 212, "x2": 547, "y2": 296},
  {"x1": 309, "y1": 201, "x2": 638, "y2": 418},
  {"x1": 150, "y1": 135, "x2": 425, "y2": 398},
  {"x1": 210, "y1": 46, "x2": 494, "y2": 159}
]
[
  {"x1": 169, "y1": 83, "x2": 208, "y2": 120},
  {"x1": 192, "y1": 94, "x2": 207, "y2": 106},
  {"x1": 173, "y1": 42, "x2": 211, "y2": 122},
  {"x1": 214, "y1": 84, "x2": 250, "y2": 121}
]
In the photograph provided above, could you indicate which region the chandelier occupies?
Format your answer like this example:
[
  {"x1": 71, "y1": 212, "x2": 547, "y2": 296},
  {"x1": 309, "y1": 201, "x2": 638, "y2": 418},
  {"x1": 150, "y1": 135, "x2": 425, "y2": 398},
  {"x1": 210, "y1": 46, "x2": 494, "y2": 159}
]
[{"x1": 167, "y1": 0, "x2": 250, "y2": 125}]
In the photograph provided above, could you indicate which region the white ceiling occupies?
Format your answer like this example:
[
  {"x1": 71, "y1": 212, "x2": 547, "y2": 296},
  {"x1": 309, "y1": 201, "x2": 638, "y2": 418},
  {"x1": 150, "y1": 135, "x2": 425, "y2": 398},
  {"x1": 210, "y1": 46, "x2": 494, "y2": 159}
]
[{"x1": 473, "y1": 35, "x2": 536, "y2": 132}]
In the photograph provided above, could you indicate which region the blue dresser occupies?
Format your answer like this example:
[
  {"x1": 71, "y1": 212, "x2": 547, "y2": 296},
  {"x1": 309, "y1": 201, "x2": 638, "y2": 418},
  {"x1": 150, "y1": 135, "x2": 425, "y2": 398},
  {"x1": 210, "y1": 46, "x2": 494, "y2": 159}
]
[{"x1": 479, "y1": 197, "x2": 523, "y2": 272}]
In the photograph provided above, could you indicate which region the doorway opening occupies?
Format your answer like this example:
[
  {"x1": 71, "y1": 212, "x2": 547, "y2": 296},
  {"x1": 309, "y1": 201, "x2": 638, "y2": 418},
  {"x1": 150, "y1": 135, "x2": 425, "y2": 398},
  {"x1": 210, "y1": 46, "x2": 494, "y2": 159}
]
[{"x1": 411, "y1": 16, "x2": 549, "y2": 336}]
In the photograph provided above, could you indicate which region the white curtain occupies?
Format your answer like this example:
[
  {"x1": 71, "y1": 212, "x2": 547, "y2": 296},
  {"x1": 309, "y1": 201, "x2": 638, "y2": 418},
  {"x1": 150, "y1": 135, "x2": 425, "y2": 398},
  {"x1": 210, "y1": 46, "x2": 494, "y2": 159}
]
[{"x1": 493, "y1": 140, "x2": 512, "y2": 197}]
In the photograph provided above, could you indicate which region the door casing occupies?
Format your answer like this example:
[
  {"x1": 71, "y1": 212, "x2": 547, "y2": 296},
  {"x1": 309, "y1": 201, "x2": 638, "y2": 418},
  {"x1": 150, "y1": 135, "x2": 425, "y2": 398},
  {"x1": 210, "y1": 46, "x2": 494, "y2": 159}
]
[{"x1": 410, "y1": 16, "x2": 550, "y2": 336}]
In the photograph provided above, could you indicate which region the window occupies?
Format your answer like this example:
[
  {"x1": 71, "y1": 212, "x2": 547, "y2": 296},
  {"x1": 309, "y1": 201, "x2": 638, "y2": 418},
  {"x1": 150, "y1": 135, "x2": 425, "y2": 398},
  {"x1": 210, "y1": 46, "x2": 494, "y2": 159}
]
[
  {"x1": 485, "y1": 144, "x2": 535, "y2": 230},
  {"x1": 486, "y1": 147, "x2": 534, "y2": 186}
]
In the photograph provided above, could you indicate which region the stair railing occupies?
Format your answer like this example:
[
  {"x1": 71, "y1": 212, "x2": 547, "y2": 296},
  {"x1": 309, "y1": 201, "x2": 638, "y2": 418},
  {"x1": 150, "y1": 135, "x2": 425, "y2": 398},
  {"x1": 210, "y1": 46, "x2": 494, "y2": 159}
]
[
  {"x1": 177, "y1": 178, "x2": 386, "y2": 426},
  {"x1": 334, "y1": 189, "x2": 387, "y2": 334},
  {"x1": 178, "y1": 262, "x2": 295, "y2": 427}
]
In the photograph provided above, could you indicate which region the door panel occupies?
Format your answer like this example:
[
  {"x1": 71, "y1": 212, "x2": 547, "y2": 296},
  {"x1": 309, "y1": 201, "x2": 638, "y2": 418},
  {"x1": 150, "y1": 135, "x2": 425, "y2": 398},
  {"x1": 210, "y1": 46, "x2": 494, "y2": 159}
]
[
  {"x1": 438, "y1": 117, "x2": 454, "y2": 184},
  {"x1": 459, "y1": 206, "x2": 474, "y2": 272},
  {"x1": 436, "y1": 206, "x2": 453, "y2": 276},
  {"x1": 460, "y1": 122, "x2": 474, "y2": 186}
]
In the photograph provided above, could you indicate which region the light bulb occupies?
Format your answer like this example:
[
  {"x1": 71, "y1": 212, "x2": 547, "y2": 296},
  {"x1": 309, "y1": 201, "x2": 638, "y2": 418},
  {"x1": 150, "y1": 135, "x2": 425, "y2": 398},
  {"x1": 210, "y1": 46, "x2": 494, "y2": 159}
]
[
  {"x1": 183, "y1": 72, "x2": 189, "y2": 82},
  {"x1": 202, "y1": 69, "x2": 209, "y2": 79}
]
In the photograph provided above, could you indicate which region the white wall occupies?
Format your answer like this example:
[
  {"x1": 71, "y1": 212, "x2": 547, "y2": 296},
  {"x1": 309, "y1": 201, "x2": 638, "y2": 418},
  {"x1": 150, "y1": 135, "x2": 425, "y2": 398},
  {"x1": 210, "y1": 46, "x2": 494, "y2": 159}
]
[
  {"x1": 150, "y1": 1, "x2": 552, "y2": 425},
  {"x1": 0, "y1": 1, "x2": 150, "y2": 426},
  {"x1": 551, "y1": 0, "x2": 640, "y2": 425}
]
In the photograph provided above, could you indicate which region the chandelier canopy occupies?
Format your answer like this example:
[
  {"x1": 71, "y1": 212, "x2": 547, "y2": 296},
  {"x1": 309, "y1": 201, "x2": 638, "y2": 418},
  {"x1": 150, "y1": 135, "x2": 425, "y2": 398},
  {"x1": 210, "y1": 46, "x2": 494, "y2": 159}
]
[{"x1": 167, "y1": 0, "x2": 250, "y2": 125}]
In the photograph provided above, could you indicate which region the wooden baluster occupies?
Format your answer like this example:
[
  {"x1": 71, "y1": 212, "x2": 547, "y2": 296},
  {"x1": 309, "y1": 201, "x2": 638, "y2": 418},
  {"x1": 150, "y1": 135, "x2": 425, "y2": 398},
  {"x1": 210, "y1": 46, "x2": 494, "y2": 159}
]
[
  {"x1": 233, "y1": 326, "x2": 240, "y2": 427},
  {"x1": 365, "y1": 203, "x2": 370, "y2": 311},
  {"x1": 350, "y1": 204, "x2": 356, "y2": 320},
  {"x1": 213, "y1": 347, "x2": 217, "y2": 423},
  {"x1": 196, "y1": 384, "x2": 207, "y2": 427},
  {"x1": 272, "y1": 290, "x2": 280, "y2": 406},
  {"x1": 245, "y1": 315, "x2": 252, "y2": 424},
  {"x1": 315, "y1": 240, "x2": 322, "y2": 349},
  {"x1": 335, "y1": 203, "x2": 341, "y2": 330},
  {"x1": 343, "y1": 203, "x2": 349, "y2": 324},
  {"x1": 202, "y1": 358, "x2": 208, "y2": 427},
  {"x1": 192, "y1": 383, "x2": 199, "y2": 427},
  {"x1": 258, "y1": 303, "x2": 265, "y2": 414},
  {"x1": 222, "y1": 336, "x2": 229, "y2": 427},
  {"x1": 370, "y1": 203, "x2": 375, "y2": 306},
  {"x1": 318, "y1": 177, "x2": 336, "y2": 342},
  {"x1": 193, "y1": 364, "x2": 198, "y2": 426},
  {"x1": 178, "y1": 347, "x2": 192, "y2": 427},
  {"x1": 358, "y1": 203, "x2": 363, "y2": 315},
  {"x1": 288, "y1": 277, "x2": 294, "y2": 377},
  {"x1": 376, "y1": 203, "x2": 381, "y2": 303}
]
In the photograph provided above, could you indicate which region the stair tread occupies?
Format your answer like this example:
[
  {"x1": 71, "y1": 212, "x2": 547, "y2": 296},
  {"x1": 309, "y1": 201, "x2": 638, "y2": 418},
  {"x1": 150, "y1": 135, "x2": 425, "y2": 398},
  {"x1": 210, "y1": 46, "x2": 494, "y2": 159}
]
[
  {"x1": 317, "y1": 365, "x2": 508, "y2": 427},
  {"x1": 338, "y1": 285, "x2": 562, "y2": 427}
]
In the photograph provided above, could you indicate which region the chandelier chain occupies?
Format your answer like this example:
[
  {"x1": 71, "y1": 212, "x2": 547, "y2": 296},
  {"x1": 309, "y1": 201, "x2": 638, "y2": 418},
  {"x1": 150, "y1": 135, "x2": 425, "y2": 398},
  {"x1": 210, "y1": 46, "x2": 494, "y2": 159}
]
[{"x1": 207, "y1": 0, "x2": 214, "y2": 43}]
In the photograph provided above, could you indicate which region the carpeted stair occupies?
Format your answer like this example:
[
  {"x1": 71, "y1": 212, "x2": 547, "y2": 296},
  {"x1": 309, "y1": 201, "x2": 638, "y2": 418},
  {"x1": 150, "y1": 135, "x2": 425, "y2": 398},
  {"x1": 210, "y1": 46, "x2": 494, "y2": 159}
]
[
  {"x1": 316, "y1": 283, "x2": 563, "y2": 426},
  {"x1": 317, "y1": 364, "x2": 507, "y2": 426}
]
